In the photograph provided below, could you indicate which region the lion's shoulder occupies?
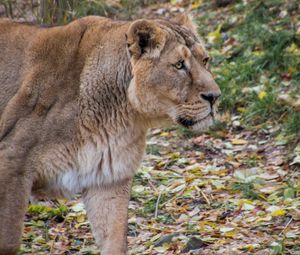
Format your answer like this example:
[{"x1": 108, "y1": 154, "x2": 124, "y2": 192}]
[{"x1": 0, "y1": 17, "x2": 109, "y2": 140}]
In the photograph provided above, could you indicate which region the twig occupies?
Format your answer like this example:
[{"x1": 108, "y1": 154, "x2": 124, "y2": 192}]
[
  {"x1": 195, "y1": 185, "x2": 211, "y2": 205},
  {"x1": 279, "y1": 217, "x2": 293, "y2": 236},
  {"x1": 148, "y1": 180, "x2": 158, "y2": 193},
  {"x1": 154, "y1": 192, "x2": 162, "y2": 218}
]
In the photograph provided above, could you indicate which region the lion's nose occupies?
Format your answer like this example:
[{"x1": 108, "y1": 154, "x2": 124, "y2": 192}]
[{"x1": 201, "y1": 92, "x2": 221, "y2": 105}]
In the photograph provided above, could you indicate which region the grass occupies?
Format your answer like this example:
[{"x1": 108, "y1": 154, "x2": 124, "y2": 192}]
[
  {"x1": 285, "y1": 112, "x2": 300, "y2": 137},
  {"x1": 196, "y1": 0, "x2": 300, "y2": 144}
]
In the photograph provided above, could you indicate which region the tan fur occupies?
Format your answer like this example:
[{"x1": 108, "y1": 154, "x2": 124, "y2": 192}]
[{"x1": 0, "y1": 14, "x2": 220, "y2": 255}]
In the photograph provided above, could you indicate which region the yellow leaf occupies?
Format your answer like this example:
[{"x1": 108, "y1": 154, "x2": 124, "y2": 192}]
[
  {"x1": 245, "y1": 244, "x2": 254, "y2": 252},
  {"x1": 237, "y1": 107, "x2": 246, "y2": 113},
  {"x1": 207, "y1": 24, "x2": 222, "y2": 44},
  {"x1": 150, "y1": 234, "x2": 161, "y2": 242},
  {"x1": 258, "y1": 91, "x2": 267, "y2": 99},
  {"x1": 244, "y1": 199, "x2": 254, "y2": 204},
  {"x1": 271, "y1": 209, "x2": 286, "y2": 217},
  {"x1": 288, "y1": 67, "x2": 296, "y2": 75},
  {"x1": 191, "y1": 0, "x2": 202, "y2": 9},
  {"x1": 76, "y1": 213, "x2": 86, "y2": 223},
  {"x1": 216, "y1": 239, "x2": 226, "y2": 244},
  {"x1": 244, "y1": 244, "x2": 260, "y2": 251},
  {"x1": 160, "y1": 132, "x2": 170, "y2": 137},
  {"x1": 286, "y1": 43, "x2": 299, "y2": 53},
  {"x1": 57, "y1": 199, "x2": 67, "y2": 205},
  {"x1": 253, "y1": 50, "x2": 264, "y2": 57},
  {"x1": 231, "y1": 139, "x2": 248, "y2": 145},
  {"x1": 34, "y1": 236, "x2": 46, "y2": 244},
  {"x1": 224, "y1": 230, "x2": 236, "y2": 238}
]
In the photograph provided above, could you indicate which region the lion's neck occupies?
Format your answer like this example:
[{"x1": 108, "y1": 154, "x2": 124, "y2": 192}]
[
  {"x1": 76, "y1": 45, "x2": 149, "y2": 148},
  {"x1": 56, "y1": 52, "x2": 149, "y2": 193}
]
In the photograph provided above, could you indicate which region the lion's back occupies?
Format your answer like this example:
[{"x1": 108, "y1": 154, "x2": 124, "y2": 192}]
[
  {"x1": 0, "y1": 16, "x2": 116, "y2": 117},
  {"x1": 0, "y1": 20, "x2": 38, "y2": 115}
]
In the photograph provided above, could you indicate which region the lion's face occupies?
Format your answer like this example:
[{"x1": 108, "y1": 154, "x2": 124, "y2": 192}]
[{"x1": 127, "y1": 17, "x2": 221, "y2": 131}]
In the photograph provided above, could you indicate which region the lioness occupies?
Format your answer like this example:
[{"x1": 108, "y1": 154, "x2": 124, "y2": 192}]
[{"x1": 0, "y1": 14, "x2": 220, "y2": 254}]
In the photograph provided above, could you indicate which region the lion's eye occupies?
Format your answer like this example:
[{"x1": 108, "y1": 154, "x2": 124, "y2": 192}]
[
  {"x1": 174, "y1": 60, "x2": 185, "y2": 70},
  {"x1": 203, "y1": 57, "x2": 210, "y2": 66}
]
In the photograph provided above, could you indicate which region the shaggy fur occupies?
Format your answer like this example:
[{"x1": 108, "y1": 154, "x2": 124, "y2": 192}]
[{"x1": 0, "y1": 15, "x2": 220, "y2": 254}]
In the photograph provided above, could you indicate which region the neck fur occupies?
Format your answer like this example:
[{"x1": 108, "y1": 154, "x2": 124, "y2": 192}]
[{"x1": 77, "y1": 45, "x2": 148, "y2": 141}]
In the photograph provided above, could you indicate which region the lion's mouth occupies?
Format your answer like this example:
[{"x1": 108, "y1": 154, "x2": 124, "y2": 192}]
[{"x1": 177, "y1": 112, "x2": 213, "y2": 128}]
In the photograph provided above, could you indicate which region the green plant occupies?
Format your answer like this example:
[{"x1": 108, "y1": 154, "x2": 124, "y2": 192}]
[{"x1": 232, "y1": 182, "x2": 259, "y2": 200}]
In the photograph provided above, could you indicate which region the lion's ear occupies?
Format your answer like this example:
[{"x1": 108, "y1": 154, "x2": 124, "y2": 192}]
[
  {"x1": 171, "y1": 13, "x2": 197, "y2": 34},
  {"x1": 126, "y1": 20, "x2": 166, "y2": 61}
]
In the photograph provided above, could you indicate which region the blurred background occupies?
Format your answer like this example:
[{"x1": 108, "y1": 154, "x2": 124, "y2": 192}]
[{"x1": 1, "y1": 1, "x2": 299, "y2": 254}]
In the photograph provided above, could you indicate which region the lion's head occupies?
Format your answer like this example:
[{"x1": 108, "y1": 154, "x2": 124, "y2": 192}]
[{"x1": 126, "y1": 15, "x2": 221, "y2": 131}]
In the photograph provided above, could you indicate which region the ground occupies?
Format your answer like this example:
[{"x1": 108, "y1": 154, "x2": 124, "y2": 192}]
[
  {"x1": 22, "y1": 124, "x2": 300, "y2": 255},
  {"x1": 1, "y1": 0, "x2": 299, "y2": 254}
]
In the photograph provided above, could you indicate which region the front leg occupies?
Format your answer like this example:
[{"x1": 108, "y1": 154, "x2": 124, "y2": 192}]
[{"x1": 83, "y1": 179, "x2": 132, "y2": 255}]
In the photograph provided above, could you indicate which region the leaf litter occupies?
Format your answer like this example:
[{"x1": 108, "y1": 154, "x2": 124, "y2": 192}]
[{"x1": 21, "y1": 124, "x2": 299, "y2": 254}]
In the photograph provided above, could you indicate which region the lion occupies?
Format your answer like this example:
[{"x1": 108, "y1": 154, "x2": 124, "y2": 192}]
[{"x1": 0, "y1": 14, "x2": 221, "y2": 255}]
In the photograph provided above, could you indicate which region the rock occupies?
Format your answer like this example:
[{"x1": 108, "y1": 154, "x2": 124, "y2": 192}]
[
  {"x1": 182, "y1": 236, "x2": 206, "y2": 253},
  {"x1": 154, "y1": 233, "x2": 179, "y2": 247}
]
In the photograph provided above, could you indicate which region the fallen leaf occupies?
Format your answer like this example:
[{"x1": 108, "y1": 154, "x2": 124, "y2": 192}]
[{"x1": 231, "y1": 139, "x2": 248, "y2": 145}]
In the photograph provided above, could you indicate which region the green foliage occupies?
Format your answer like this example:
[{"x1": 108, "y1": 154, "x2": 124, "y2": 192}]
[
  {"x1": 232, "y1": 182, "x2": 259, "y2": 200},
  {"x1": 156, "y1": 213, "x2": 174, "y2": 224},
  {"x1": 143, "y1": 194, "x2": 169, "y2": 214},
  {"x1": 284, "y1": 111, "x2": 300, "y2": 137},
  {"x1": 196, "y1": 0, "x2": 300, "y2": 141},
  {"x1": 72, "y1": 0, "x2": 116, "y2": 19},
  {"x1": 37, "y1": 0, "x2": 155, "y2": 24},
  {"x1": 28, "y1": 204, "x2": 68, "y2": 219},
  {"x1": 176, "y1": 126, "x2": 195, "y2": 138},
  {"x1": 1, "y1": 0, "x2": 130, "y2": 25},
  {"x1": 39, "y1": 0, "x2": 114, "y2": 25},
  {"x1": 270, "y1": 241, "x2": 284, "y2": 255},
  {"x1": 146, "y1": 144, "x2": 161, "y2": 156}
]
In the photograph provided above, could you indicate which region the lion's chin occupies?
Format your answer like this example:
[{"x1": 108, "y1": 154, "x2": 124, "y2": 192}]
[
  {"x1": 177, "y1": 114, "x2": 214, "y2": 132},
  {"x1": 189, "y1": 116, "x2": 214, "y2": 131}
]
